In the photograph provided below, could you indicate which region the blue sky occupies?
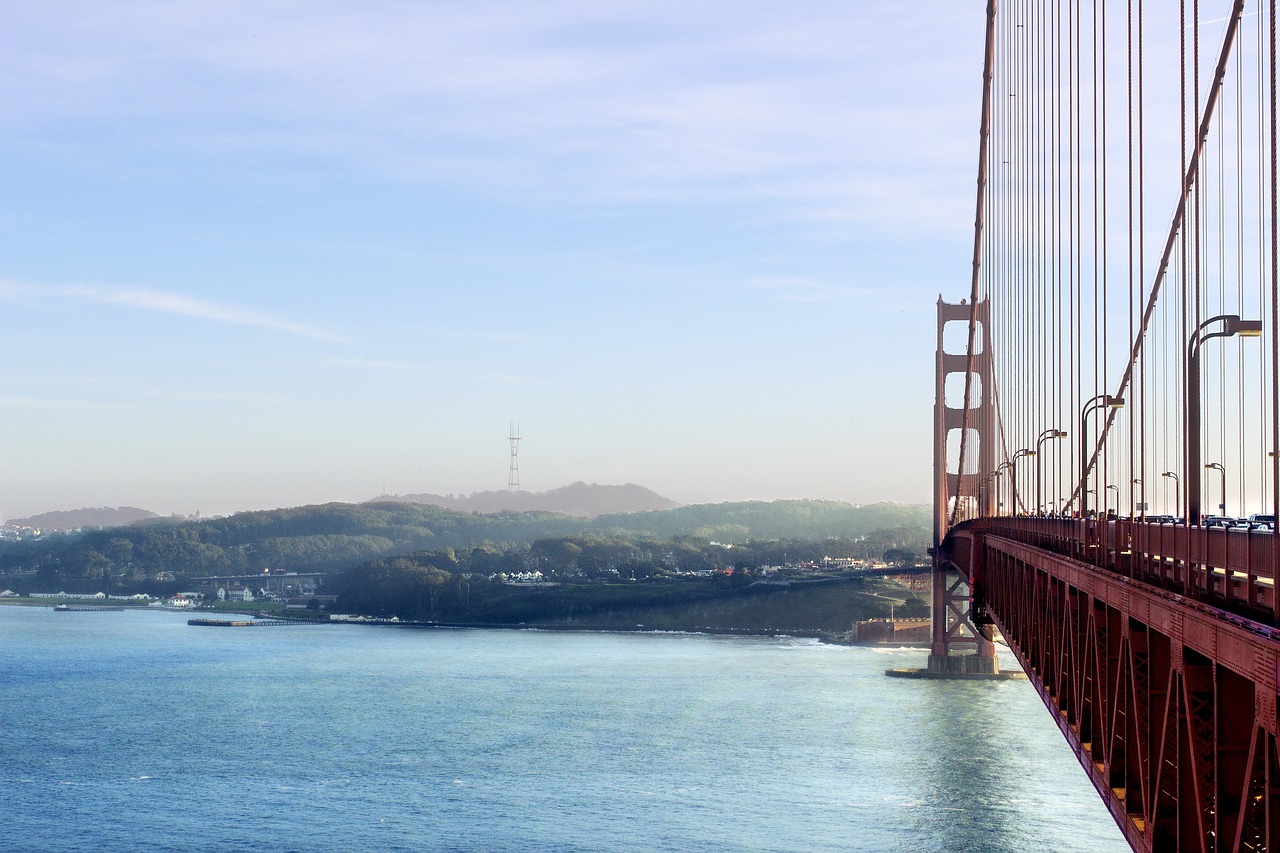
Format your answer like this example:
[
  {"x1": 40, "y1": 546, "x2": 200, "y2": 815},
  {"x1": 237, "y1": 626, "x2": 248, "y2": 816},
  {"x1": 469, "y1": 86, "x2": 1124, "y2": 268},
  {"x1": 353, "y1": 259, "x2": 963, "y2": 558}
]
[{"x1": 0, "y1": 1, "x2": 984, "y2": 519}]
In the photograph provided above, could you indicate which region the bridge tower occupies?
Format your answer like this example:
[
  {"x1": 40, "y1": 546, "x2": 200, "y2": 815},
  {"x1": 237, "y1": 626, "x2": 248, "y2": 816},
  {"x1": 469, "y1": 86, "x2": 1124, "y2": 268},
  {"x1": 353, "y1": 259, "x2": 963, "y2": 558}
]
[{"x1": 927, "y1": 297, "x2": 999, "y2": 676}]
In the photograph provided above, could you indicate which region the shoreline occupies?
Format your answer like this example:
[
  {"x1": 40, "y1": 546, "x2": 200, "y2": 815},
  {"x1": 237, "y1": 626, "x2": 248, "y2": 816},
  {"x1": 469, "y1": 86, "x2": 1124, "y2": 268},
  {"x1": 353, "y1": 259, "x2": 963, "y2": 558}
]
[
  {"x1": 0, "y1": 598, "x2": 930, "y2": 648},
  {"x1": 383, "y1": 617, "x2": 930, "y2": 647}
]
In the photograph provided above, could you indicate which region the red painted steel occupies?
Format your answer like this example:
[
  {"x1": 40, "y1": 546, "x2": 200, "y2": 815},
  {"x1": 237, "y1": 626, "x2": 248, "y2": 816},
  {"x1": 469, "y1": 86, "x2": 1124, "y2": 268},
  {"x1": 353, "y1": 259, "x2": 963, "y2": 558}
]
[
  {"x1": 940, "y1": 522, "x2": 1280, "y2": 853},
  {"x1": 933, "y1": 297, "x2": 998, "y2": 671}
]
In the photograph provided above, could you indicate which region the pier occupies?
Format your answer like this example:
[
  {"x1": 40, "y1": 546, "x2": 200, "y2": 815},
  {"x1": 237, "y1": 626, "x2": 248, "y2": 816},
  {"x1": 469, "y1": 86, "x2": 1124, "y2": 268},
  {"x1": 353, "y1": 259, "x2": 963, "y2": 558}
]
[{"x1": 187, "y1": 618, "x2": 322, "y2": 627}]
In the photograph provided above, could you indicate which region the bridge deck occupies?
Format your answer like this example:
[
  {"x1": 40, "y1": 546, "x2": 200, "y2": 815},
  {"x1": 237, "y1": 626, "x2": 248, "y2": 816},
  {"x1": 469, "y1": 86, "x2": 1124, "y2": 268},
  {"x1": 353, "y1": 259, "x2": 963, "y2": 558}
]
[{"x1": 941, "y1": 522, "x2": 1280, "y2": 853}]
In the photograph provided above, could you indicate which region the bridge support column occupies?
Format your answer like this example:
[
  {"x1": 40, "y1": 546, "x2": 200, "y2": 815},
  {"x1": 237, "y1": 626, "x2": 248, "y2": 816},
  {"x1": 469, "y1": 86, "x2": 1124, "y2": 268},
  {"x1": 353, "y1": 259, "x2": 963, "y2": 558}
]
[
  {"x1": 922, "y1": 530, "x2": 1000, "y2": 677},
  {"x1": 888, "y1": 298, "x2": 1012, "y2": 679},
  {"x1": 931, "y1": 299, "x2": 999, "y2": 675}
]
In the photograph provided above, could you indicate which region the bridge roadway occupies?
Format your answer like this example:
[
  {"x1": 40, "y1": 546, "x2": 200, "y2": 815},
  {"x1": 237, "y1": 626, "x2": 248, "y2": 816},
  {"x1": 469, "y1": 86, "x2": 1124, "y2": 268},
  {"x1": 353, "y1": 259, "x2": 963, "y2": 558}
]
[{"x1": 939, "y1": 519, "x2": 1280, "y2": 853}]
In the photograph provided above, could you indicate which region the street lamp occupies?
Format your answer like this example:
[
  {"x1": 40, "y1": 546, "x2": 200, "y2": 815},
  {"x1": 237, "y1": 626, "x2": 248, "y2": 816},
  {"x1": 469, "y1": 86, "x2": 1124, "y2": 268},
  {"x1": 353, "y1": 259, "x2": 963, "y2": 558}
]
[
  {"x1": 992, "y1": 461, "x2": 1012, "y2": 513},
  {"x1": 1079, "y1": 395, "x2": 1125, "y2": 516},
  {"x1": 1036, "y1": 428, "x2": 1067, "y2": 514},
  {"x1": 1133, "y1": 477, "x2": 1144, "y2": 519},
  {"x1": 1162, "y1": 471, "x2": 1180, "y2": 518},
  {"x1": 1187, "y1": 314, "x2": 1262, "y2": 525},
  {"x1": 1106, "y1": 483, "x2": 1120, "y2": 515},
  {"x1": 1012, "y1": 448, "x2": 1036, "y2": 515},
  {"x1": 983, "y1": 466, "x2": 1006, "y2": 517},
  {"x1": 1205, "y1": 462, "x2": 1227, "y2": 518}
]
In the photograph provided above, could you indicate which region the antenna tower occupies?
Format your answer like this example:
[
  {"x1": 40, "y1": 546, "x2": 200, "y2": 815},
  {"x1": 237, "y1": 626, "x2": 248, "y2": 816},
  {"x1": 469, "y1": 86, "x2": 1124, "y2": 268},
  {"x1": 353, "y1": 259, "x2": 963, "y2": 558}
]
[{"x1": 507, "y1": 421, "x2": 521, "y2": 492}]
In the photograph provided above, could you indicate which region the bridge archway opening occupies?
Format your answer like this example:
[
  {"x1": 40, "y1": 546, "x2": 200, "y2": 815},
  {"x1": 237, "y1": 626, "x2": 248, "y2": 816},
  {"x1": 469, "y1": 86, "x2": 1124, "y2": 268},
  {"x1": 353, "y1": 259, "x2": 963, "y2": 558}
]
[
  {"x1": 944, "y1": 371, "x2": 983, "y2": 410},
  {"x1": 945, "y1": 427, "x2": 981, "y2": 476},
  {"x1": 942, "y1": 319, "x2": 983, "y2": 356}
]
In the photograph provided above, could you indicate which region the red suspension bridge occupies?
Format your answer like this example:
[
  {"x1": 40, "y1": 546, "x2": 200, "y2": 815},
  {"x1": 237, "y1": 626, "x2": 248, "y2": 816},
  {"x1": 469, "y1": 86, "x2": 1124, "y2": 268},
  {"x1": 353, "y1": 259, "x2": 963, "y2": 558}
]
[{"x1": 934, "y1": 2, "x2": 1280, "y2": 851}]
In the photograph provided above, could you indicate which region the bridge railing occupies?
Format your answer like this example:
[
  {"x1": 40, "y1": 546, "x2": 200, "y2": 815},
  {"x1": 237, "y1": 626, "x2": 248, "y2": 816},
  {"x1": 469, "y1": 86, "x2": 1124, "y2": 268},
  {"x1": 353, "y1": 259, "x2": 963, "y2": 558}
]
[{"x1": 964, "y1": 517, "x2": 1280, "y2": 625}]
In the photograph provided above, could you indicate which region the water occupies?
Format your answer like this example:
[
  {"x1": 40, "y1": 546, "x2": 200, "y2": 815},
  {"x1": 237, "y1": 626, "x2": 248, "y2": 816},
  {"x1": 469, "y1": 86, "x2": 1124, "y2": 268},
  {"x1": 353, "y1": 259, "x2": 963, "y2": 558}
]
[{"x1": 0, "y1": 607, "x2": 1128, "y2": 852}]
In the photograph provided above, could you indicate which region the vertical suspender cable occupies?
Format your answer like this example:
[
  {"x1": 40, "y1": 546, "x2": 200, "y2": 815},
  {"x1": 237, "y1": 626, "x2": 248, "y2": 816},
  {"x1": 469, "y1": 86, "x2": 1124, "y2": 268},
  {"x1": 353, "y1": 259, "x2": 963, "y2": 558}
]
[
  {"x1": 951, "y1": 0, "x2": 1000, "y2": 527},
  {"x1": 1270, "y1": 0, "x2": 1278, "y2": 557},
  {"x1": 1065, "y1": 0, "x2": 1247, "y2": 510}
]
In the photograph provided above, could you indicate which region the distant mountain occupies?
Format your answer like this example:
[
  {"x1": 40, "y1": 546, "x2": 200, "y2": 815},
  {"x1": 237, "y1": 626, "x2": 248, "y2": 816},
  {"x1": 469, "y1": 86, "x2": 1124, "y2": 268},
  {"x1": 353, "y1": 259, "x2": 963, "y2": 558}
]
[
  {"x1": 373, "y1": 482, "x2": 680, "y2": 517},
  {"x1": 594, "y1": 500, "x2": 931, "y2": 541},
  {"x1": 0, "y1": 498, "x2": 929, "y2": 588},
  {"x1": 7, "y1": 506, "x2": 159, "y2": 530}
]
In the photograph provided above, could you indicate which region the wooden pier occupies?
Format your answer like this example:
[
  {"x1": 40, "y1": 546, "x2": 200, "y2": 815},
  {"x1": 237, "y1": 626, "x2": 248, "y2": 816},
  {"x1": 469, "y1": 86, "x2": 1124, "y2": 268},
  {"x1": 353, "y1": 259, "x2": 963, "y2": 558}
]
[{"x1": 187, "y1": 618, "x2": 320, "y2": 627}]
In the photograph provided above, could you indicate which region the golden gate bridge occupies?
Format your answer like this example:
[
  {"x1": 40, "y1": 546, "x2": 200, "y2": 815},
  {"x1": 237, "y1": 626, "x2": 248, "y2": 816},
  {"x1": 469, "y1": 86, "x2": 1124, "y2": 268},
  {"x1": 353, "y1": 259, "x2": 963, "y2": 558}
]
[{"x1": 934, "y1": 1, "x2": 1280, "y2": 850}]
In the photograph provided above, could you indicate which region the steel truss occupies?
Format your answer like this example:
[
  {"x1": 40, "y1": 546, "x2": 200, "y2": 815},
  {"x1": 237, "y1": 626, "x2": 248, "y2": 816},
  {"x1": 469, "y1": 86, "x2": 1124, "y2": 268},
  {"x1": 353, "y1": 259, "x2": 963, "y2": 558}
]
[{"x1": 943, "y1": 523, "x2": 1280, "y2": 852}]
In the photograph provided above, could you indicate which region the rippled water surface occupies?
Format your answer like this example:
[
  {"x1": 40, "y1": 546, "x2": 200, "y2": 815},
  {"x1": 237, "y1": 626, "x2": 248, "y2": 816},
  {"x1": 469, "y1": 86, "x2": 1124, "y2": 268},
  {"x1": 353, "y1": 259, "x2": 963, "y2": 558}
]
[{"x1": 0, "y1": 607, "x2": 1128, "y2": 852}]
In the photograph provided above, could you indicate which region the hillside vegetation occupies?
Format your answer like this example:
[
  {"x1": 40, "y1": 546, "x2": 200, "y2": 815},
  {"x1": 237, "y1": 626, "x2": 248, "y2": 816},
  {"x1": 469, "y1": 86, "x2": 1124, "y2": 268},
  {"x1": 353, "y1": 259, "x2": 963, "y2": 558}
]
[
  {"x1": 8, "y1": 506, "x2": 159, "y2": 531},
  {"x1": 379, "y1": 481, "x2": 679, "y2": 516},
  {"x1": 0, "y1": 499, "x2": 929, "y2": 596}
]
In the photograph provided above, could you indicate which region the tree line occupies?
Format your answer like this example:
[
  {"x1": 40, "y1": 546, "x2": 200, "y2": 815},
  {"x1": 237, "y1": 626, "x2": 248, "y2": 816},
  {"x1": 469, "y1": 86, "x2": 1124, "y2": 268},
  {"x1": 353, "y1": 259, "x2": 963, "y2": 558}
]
[{"x1": 0, "y1": 499, "x2": 928, "y2": 595}]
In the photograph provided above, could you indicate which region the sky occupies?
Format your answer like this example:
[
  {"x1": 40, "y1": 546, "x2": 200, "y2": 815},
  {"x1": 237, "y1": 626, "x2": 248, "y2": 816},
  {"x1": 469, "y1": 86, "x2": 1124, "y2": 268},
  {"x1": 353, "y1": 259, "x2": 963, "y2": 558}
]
[{"x1": 0, "y1": 1, "x2": 986, "y2": 520}]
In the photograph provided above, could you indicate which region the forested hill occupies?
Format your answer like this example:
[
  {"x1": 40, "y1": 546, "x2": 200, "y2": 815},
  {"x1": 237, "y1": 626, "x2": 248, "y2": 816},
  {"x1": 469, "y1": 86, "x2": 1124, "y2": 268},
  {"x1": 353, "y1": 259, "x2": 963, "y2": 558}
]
[
  {"x1": 8, "y1": 506, "x2": 159, "y2": 531},
  {"x1": 0, "y1": 499, "x2": 929, "y2": 588},
  {"x1": 378, "y1": 481, "x2": 679, "y2": 516},
  {"x1": 594, "y1": 500, "x2": 929, "y2": 541},
  {"x1": 0, "y1": 502, "x2": 587, "y2": 579}
]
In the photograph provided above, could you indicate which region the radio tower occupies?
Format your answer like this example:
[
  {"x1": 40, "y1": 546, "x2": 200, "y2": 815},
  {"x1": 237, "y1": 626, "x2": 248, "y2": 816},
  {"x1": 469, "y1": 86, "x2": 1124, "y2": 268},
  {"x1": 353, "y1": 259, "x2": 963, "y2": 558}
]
[{"x1": 507, "y1": 421, "x2": 521, "y2": 492}]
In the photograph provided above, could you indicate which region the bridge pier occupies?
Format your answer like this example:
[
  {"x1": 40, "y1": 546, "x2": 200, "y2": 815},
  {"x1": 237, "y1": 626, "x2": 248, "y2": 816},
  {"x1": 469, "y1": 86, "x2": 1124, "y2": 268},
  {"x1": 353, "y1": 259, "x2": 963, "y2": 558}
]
[
  {"x1": 924, "y1": 652, "x2": 998, "y2": 676},
  {"x1": 887, "y1": 548, "x2": 1020, "y2": 680},
  {"x1": 889, "y1": 297, "x2": 1019, "y2": 679}
]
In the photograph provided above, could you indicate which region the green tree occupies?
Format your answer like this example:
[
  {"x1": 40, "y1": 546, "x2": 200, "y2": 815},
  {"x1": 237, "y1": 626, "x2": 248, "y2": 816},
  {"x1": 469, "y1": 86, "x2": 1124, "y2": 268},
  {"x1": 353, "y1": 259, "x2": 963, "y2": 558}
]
[{"x1": 883, "y1": 548, "x2": 919, "y2": 568}]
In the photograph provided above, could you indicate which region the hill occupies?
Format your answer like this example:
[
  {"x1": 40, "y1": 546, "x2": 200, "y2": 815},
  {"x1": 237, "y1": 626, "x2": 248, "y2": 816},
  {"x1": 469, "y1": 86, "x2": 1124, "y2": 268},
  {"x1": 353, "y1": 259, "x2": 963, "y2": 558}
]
[
  {"x1": 375, "y1": 481, "x2": 679, "y2": 517},
  {"x1": 0, "y1": 498, "x2": 929, "y2": 592},
  {"x1": 7, "y1": 506, "x2": 159, "y2": 530},
  {"x1": 593, "y1": 500, "x2": 930, "y2": 541}
]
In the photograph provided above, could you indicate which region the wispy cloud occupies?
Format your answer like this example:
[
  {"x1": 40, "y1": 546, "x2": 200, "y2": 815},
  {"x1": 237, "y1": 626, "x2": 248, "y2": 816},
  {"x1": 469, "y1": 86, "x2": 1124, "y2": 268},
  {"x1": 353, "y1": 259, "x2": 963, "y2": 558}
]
[
  {"x1": 755, "y1": 277, "x2": 855, "y2": 304},
  {"x1": 433, "y1": 329, "x2": 548, "y2": 347},
  {"x1": 753, "y1": 277, "x2": 923, "y2": 311},
  {"x1": 326, "y1": 357, "x2": 443, "y2": 373},
  {"x1": 0, "y1": 1, "x2": 982, "y2": 236},
  {"x1": 327, "y1": 356, "x2": 556, "y2": 388},
  {"x1": 0, "y1": 396, "x2": 106, "y2": 410},
  {"x1": 0, "y1": 280, "x2": 344, "y2": 342}
]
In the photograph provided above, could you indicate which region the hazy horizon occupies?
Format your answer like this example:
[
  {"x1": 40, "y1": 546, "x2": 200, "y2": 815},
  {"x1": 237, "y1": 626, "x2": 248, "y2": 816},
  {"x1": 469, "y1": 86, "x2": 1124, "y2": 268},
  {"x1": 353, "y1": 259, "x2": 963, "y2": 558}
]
[
  {"x1": 4, "y1": 482, "x2": 929, "y2": 524},
  {"x1": 1, "y1": 3, "x2": 981, "y2": 522}
]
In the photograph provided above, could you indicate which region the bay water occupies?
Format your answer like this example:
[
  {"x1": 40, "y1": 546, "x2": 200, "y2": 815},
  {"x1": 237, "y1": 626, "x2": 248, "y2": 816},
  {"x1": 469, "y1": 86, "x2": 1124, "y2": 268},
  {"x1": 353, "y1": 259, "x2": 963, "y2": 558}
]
[{"x1": 1, "y1": 607, "x2": 1128, "y2": 852}]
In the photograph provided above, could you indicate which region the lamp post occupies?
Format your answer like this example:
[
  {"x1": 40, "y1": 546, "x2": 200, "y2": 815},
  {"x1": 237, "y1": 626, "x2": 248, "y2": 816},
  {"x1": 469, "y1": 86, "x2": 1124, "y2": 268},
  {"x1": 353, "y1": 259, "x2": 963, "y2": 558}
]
[
  {"x1": 1187, "y1": 314, "x2": 1262, "y2": 526},
  {"x1": 984, "y1": 467, "x2": 1005, "y2": 516},
  {"x1": 992, "y1": 462, "x2": 1012, "y2": 514},
  {"x1": 1205, "y1": 462, "x2": 1227, "y2": 518},
  {"x1": 1162, "y1": 471, "x2": 1180, "y2": 519},
  {"x1": 1133, "y1": 477, "x2": 1144, "y2": 520},
  {"x1": 1079, "y1": 395, "x2": 1125, "y2": 517},
  {"x1": 1106, "y1": 484, "x2": 1120, "y2": 516},
  {"x1": 1035, "y1": 428, "x2": 1067, "y2": 514},
  {"x1": 1012, "y1": 448, "x2": 1036, "y2": 515}
]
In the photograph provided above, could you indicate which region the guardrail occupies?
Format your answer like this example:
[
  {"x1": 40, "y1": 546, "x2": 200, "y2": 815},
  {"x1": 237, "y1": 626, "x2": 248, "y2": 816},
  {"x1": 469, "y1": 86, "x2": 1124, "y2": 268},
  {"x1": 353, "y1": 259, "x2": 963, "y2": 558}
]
[{"x1": 958, "y1": 517, "x2": 1280, "y2": 624}]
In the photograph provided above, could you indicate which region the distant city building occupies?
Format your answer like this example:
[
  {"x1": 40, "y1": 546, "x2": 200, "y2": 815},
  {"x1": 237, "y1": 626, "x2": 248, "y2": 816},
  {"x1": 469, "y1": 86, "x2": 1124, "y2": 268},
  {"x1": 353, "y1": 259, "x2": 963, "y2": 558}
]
[{"x1": 491, "y1": 570, "x2": 544, "y2": 584}]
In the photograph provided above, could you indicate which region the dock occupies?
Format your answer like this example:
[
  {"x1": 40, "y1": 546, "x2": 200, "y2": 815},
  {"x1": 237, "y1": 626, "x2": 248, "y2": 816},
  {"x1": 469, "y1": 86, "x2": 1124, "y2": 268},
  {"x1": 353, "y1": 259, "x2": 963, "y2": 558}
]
[{"x1": 187, "y1": 618, "x2": 322, "y2": 627}]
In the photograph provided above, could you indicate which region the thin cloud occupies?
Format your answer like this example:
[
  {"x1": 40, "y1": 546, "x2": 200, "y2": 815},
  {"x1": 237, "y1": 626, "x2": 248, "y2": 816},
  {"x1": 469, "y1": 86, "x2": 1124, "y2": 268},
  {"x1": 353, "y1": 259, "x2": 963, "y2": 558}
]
[
  {"x1": 0, "y1": 2, "x2": 983, "y2": 236},
  {"x1": 327, "y1": 357, "x2": 443, "y2": 373},
  {"x1": 0, "y1": 280, "x2": 344, "y2": 343},
  {"x1": 753, "y1": 277, "x2": 928, "y2": 313},
  {"x1": 755, "y1": 277, "x2": 855, "y2": 304},
  {"x1": 0, "y1": 397, "x2": 105, "y2": 410},
  {"x1": 328, "y1": 356, "x2": 555, "y2": 388}
]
